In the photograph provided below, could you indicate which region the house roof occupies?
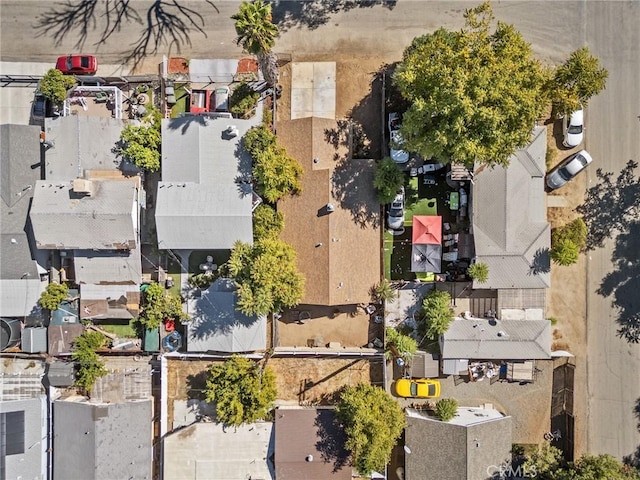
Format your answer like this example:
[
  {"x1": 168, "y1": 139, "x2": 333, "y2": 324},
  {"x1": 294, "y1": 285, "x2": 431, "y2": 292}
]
[
  {"x1": 155, "y1": 116, "x2": 255, "y2": 249},
  {"x1": 30, "y1": 179, "x2": 138, "y2": 250},
  {"x1": 472, "y1": 126, "x2": 550, "y2": 289},
  {"x1": 187, "y1": 278, "x2": 266, "y2": 352},
  {"x1": 0, "y1": 396, "x2": 48, "y2": 480},
  {"x1": 155, "y1": 183, "x2": 253, "y2": 249},
  {"x1": 275, "y1": 407, "x2": 351, "y2": 480},
  {"x1": 80, "y1": 284, "x2": 140, "y2": 320},
  {"x1": 163, "y1": 421, "x2": 274, "y2": 480},
  {"x1": 73, "y1": 247, "x2": 142, "y2": 285},
  {"x1": 46, "y1": 361, "x2": 76, "y2": 387},
  {"x1": 53, "y1": 399, "x2": 152, "y2": 480},
  {"x1": 276, "y1": 118, "x2": 381, "y2": 306},
  {"x1": 1, "y1": 125, "x2": 47, "y2": 318},
  {"x1": 440, "y1": 317, "x2": 552, "y2": 360},
  {"x1": 21, "y1": 327, "x2": 47, "y2": 353},
  {"x1": 405, "y1": 408, "x2": 512, "y2": 480},
  {"x1": 47, "y1": 323, "x2": 84, "y2": 356},
  {"x1": 43, "y1": 116, "x2": 130, "y2": 181}
]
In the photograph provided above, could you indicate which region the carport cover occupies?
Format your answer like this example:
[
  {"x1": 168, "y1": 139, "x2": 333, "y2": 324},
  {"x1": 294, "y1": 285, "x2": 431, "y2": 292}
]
[
  {"x1": 411, "y1": 243, "x2": 442, "y2": 273},
  {"x1": 412, "y1": 215, "x2": 442, "y2": 245}
]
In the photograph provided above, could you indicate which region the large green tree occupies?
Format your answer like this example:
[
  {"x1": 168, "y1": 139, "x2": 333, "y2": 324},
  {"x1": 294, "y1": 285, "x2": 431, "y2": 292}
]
[
  {"x1": 225, "y1": 239, "x2": 304, "y2": 316},
  {"x1": 253, "y1": 204, "x2": 284, "y2": 242},
  {"x1": 39, "y1": 282, "x2": 69, "y2": 310},
  {"x1": 393, "y1": 2, "x2": 548, "y2": 168},
  {"x1": 72, "y1": 330, "x2": 107, "y2": 393},
  {"x1": 336, "y1": 383, "x2": 406, "y2": 476},
  {"x1": 420, "y1": 289, "x2": 454, "y2": 340},
  {"x1": 39, "y1": 68, "x2": 77, "y2": 103},
  {"x1": 550, "y1": 46, "x2": 608, "y2": 116},
  {"x1": 138, "y1": 282, "x2": 188, "y2": 329},
  {"x1": 205, "y1": 356, "x2": 277, "y2": 426},
  {"x1": 118, "y1": 109, "x2": 161, "y2": 172},
  {"x1": 253, "y1": 144, "x2": 303, "y2": 203},
  {"x1": 373, "y1": 157, "x2": 404, "y2": 204}
]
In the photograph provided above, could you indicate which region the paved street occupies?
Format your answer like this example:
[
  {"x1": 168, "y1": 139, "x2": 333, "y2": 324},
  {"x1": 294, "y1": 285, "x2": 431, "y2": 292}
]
[{"x1": 1, "y1": 0, "x2": 638, "y2": 460}]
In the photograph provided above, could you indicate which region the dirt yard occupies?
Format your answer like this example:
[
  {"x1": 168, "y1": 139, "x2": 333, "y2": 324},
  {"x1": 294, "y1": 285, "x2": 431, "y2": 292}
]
[{"x1": 269, "y1": 357, "x2": 384, "y2": 405}]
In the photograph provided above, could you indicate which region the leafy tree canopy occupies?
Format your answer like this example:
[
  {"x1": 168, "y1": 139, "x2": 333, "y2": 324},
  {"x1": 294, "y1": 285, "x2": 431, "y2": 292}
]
[
  {"x1": 225, "y1": 239, "x2": 304, "y2": 316},
  {"x1": 205, "y1": 356, "x2": 276, "y2": 426},
  {"x1": 373, "y1": 157, "x2": 404, "y2": 204},
  {"x1": 138, "y1": 282, "x2": 188, "y2": 329},
  {"x1": 468, "y1": 262, "x2": 489, "y2": 283},
  {"x1": 371, "y1": 278, "x2": 397, "y2": 303},
  {"x1": 336, "y1": 383, "x2": 406, "y2": 476},
  {"x1": 232, "y1": 0, "x2": 279, "y2": 55},
  {"x1": 39, "y1": 282, "x2": 69, "y2": 310},
  {"x1": 385, "y1": 327, "x2": 417, "y2": 360},
  {"x1": 71, "y1": 330, "x2": 107, "y2": 393},
  {"x1": 550, "y1": 238, "x2": 580, "y2": 266},
  {"x1": 253, "y1": 204, "x2": 284, "y2": 242},
  {"x1": 244, "y1": 125, "x2": 277, "y2": 158},
  {"x1": 39, "y1": 68, "x2": 77, "y2": 103},
  {"x1": 254, "y1": 144, "x2": 303, "y2": 203},
  {"x1": 118, "y1": 114, "x2": 161, "y2": 172},
  {"x1": 420, "y1": 289, "x2": 454, "y2": 340},
  {"x1": 550, "y1": 46, "x2": 608, "y2": 116},
  {"x1": 552, "y1": 218, "x2": 587, "y2": 252},
  {"x1": 393, "y1": 2, "x2": 548, "y2": 168},
  {"x1": 229, "y1": 82, "x2": 260, "y2": 118}
]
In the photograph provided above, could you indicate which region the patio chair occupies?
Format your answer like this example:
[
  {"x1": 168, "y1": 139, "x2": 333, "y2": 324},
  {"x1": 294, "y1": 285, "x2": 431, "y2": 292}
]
[{"x1": 94, "y1": 91, "x2": 109, "y2": 103}]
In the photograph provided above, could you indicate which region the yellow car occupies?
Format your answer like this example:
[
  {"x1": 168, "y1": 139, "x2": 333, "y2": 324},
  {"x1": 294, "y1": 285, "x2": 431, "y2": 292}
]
[{"x1": 395, "y1": 378, "x2": 441, "y2": 398}]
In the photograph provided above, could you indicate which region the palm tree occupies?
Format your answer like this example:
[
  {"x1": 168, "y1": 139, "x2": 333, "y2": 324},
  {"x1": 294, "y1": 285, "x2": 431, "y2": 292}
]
[{"x1": 232, "y1": 0, "x2": 279, "y2": 55}]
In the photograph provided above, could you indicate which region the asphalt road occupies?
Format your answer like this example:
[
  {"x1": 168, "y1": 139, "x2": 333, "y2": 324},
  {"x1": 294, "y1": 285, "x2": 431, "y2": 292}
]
[{"x1": 2, "y1": 0, "x2": 639, "y2": 461}]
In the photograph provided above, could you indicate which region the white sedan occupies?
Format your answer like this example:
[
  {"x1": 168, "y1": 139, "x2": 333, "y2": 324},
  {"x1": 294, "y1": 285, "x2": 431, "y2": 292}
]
[
  {"x1": 562, "y1": 108, "x2": 584, "y2": 148},
  {"x1": 546, "y1": 150, "x2": 593, "y2": 190},
  {"x1": 388, "y1": 112, "x2": 410, "y2": 163},
  {"x1": 387, "y1": 186, "x2": 405, "y2": 230}
]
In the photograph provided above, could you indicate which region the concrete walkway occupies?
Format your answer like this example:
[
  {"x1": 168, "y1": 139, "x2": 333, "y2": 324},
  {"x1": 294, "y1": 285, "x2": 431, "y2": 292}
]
[{"x1": 291, "y1": 62, "x2": 336, "y2": 119}]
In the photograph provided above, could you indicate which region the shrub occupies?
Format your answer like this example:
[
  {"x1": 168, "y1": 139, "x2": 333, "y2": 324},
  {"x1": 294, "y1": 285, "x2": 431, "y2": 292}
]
[
  {"x1": 371, "y1": 279, "x2": 397, "y2": 303},
  {"x1": 468, "y1": 262, "x2": 489, "y2": 283},
  {"x1": 552, "y1": 218, "x2": 587, "y2": 252},
  {"x1": 373, "y1": 157, "x2": 404, "y2": 205},
  {"x1": 244, "y1": 125, "x2": 276, "y2": 158},
  {"x1": 253, "y1": 204, "x2": 284, "y2": 241},
  {"x1": 420, "y1": 289, "x2": 454, "y2": 340},
  {"x1": 72, "y1": 331, "x2": 107, "y2": 393},
  {"x1": 550, "y1": 238, "x2": 580, "y2": 266},
  {"x1": 230, "y1": 82, "x2": 260, "y2": 118},
  {"x1": 385, "y1": 328, "x2": 417, "y2": 360},
  {"x1": 253, "y1": 145, "x2": 303, "y2": 203},
  {"x1": 39, "y1": 282, "x2": 69, "y2": 310},
  {"x1": 39, "y1": 68, "x2": 77, "y2": 103},
  {"x1": 435, "y1": 398, "x2": 458, "y2": 422},
  {"x1": 188, "y1": 273, "x2": 215, "y2": 289}
]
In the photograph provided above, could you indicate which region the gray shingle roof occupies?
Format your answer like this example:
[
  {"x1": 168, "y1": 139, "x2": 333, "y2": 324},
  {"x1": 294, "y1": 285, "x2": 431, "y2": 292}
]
[
  {"x1": 43, "y1": 116, "x2": 129, "y2": 181},
  {"x1": 405, "y1": 408, "x2": 512, "y2": 480},
  {"x1": 156, "y1": 116, "x2": 256, "y2": 249},
  {"x1": 73, "y1": 247, "x2": 142, "y2": 285},
  {"x1": 53, "y1": 399, "x2": 152, "y2": 480},
  {"x1": 441, "y1": 317, "x2": 552, "y2": 360},
  {"x1": 472, "y1": 126, "x2": 550, "y2": 289},
  {"x1": 30, "y1": 180, "x2": 138, "y2": 250},
  {"x1": 1, "y1": 124, "x2": 41, "y2": 209},
  {"x1": 187, "y1": 278, "x2": 266, "y2": 352},
  {"x1": 21, "y1": 327, "x2": 47, "y2": 353}
]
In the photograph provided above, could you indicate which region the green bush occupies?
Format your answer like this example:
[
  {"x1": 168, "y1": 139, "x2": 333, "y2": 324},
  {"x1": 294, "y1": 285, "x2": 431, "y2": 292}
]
[
  {"x1": 420, "y1": 289, "x2": 454, "y2": 340},
  {"x1": 550, "y1": 238, "x2": 579, "y2": 266},
  {"x1": 230, "y1": 83, "x2": 260, "y2": 118},
  {"x1": 188, "y1": 273, "x2": 215, "y2": 289},
  {"x1": 385, "y1": 328, "x2": 417, "y2": 360},
  {"x1": 435, "y1": 398, "x2": 458, "y2": 422},
  {"x1": 244, "y1": 125, "x2": 276, "y2": 158},
  {"x1": 552, "y1": 218, "x2": 587, "y2": 252},
  {"x1": 39, "y1": 282, "x2": 69, "y2": 310},
  {"x1": 253, "y1": 145, "x2": 303, "y2": 203},
  {"x1": 39, "y1": 68, "x2": 77, "y2": 103},
  {"x1": 374, "y1": 157, "x2": 404, "y2": 205},
  {"x1": 468, "y1": 262, "x2": 489, "y2": 283},
  {"x1": 371, "y1": 279, "x2": 397, "y2": 302},
  {"x1": 72, "y1": 331, "x2": 107, "y2": 393}
]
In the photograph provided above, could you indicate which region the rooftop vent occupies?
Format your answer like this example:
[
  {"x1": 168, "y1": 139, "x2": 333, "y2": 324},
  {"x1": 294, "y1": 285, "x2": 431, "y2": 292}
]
[
  {"x1": 72, "y1": 178, "x2": 94, "y2": 196},
  {"x1": 305, "y1": 455, "x2": 313, "y2": 462},
  {"x1": 326, "y1": 203, "x2": 335, "y2": 213}
]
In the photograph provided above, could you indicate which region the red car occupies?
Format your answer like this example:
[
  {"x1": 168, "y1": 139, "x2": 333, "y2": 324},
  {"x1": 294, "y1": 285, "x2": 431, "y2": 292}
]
[{"x1": 55, "y1": 55, "x2": 98, "y2": 75}]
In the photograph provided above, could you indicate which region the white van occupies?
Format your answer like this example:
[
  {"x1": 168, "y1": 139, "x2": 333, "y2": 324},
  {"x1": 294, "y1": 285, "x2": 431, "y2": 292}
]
[{"x1": 214, "y1": 86, "x2": 230, "y2": 112}]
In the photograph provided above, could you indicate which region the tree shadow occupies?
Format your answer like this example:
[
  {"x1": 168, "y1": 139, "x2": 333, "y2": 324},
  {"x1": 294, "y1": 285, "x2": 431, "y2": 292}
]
[
  {"x1": 185, "y1": 369, "x2": 209, "y2": 400},
  {"x1": 597, "y1": 221, "x2": 640, "y2": 343},
  {"x1": 576, "y1": 160, "x2": 640, "y2": 251},
  {"x1": 313, "y1": 408, "x2": 350, "y2": 473},
  {"x1": 529, "y1": 247, "x2": 551, "y2": 275},
  {"x1": 272, "y1": 0, "x2": 396, "y2": 33},
  {"x1": 623, "y1": 397, "x2": 640, "y2": 469},
  {"x1": 33, "y1": 0, "x2": 219, "y2": 69}
]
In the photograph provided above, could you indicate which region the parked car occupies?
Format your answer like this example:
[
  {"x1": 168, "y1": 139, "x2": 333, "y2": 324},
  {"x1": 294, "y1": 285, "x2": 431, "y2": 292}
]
[
  {"x1": 189, "y1": 89, "x2": 211, "y2": 114},
  {"x1": 562, "y1": 108, "x2": 584, "y2": 148},
  {"x1": 395, "y1": 378, "x2": 441, "y2": 398},
  {"x1": 55, "y1": 55, "x2": 98, "y2": 75},
  {"x1": 546, "y1": 149, "x2": 593, "y2": 190},
  {"x1": 388, "y1": 112, "x2": 409, "y2": 164},
  {"x1": 387, "y1": 186, "x2": 405, "y2": 230},
  {"x1": 214, "y1": 86, "x2": 230, "y2": 112},
  {"x1": 32, "y1": 93, "x2": 47, "y2": 121}
]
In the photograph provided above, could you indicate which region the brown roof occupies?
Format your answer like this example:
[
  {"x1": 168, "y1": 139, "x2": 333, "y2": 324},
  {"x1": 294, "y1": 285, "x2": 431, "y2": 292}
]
[
  {"x1": 275, "y1": 407, "x2": 351, "y2": 480},
  {"x1": 48, "y1": 324, "x2": 85, "y2": 356},
  {"x1": 277, "y1": 118, "x2": 381, "y2": 306}
]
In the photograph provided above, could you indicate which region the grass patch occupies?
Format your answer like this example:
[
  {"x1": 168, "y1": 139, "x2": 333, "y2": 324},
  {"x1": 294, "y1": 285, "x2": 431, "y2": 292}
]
[
  {"x1": 167, "y1": 273, "x2": 182, "y2": 297},
  {"x1": 170, "y1": 83, "x2": 188, "y2": 118},
  {"x1": 100, "y1": 321, "x2": 137, "y2": 339}
]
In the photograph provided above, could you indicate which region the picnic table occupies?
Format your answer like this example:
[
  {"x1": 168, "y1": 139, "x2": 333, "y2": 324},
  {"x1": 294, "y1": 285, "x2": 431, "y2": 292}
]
[{"x1": 507, "y1": 360, "x2": 535, "y2": 383}]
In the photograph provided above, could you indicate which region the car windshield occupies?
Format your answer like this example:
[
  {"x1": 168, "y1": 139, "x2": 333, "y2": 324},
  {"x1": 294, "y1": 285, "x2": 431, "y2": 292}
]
[
  {"x1": 557, "y1": 166, "x2": 574, "y2": 182},
  {"x1": 81, "y1": 57, "x2": 90, "y2": 68},
  {"x1": 389, "y1": 206, "x2": 403, "y2": 218},
  {"x1": 568, "y1": 124, "x2": 583, "y2": 134},
  {"x1": 410, "y1": 382, "x2": 418, "y2": 396},
  {"x1": 428, "y1": 384, "x2": 436, "y2": 396}
]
